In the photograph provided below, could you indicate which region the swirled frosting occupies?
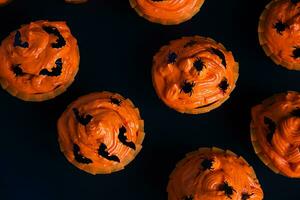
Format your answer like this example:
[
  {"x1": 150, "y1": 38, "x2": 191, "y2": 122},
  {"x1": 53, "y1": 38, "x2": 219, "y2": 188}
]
[
  {"x1": 57, "y1": 92, "x2": 145, "y2": 175},
  {"x1": 129, "y1": 0, "x2": 205, "y2": 25},
  {"x1": 152, "y1": 36, "x2": 239, "y2": 114},
  {"x1": 251, "y1": 91, "x2": 300, "y2": 177},
  {"x1": 0, "y1": 20, "x2": 79, "y2": 101},
  {"x1": 259, "y1": 0, "x2": 300, "y2": 70},
  {"x1": 167, "y1": 147, "x2": 264, "y2": 200}
]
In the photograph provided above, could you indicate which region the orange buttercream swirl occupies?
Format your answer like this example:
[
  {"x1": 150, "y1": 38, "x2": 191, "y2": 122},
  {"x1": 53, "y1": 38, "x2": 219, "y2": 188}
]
[
  {"x1": 167, "y1": 147, "x2": 264, "y2": 200},
  {"x1": 0, "y1": 20, "x2": 79, "y2": 101},
  {"x1": 251, "y1": 91, "x2": 300, "y2": 177},
  {"x1": 152, "y1": 36, "x2": 238, "y2": 114},
  {"x1": 259, "y1": 0, "x2": 300, "y2": 70},
  {"x1": 129, "y1": 0, "x2": 205, "y2": 25},
  {"x1": 57, "y1": 92, "x2": 145, "y2": 174}
]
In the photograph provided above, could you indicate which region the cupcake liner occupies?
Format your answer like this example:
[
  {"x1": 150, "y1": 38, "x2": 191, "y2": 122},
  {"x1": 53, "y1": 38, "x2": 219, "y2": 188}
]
[
  {"x1": 129, "y1": 0, "x2": 205, "y2": 25},
  {"x1": 258, "y1": 0, "x2": 300, "y2": 71}
]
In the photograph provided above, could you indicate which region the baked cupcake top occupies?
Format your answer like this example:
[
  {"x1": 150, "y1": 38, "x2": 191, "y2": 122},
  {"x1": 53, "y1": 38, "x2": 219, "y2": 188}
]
[
  {"x1": 129, "y1": 0, "x2": 205, "y2": 25},
  {"x1": 167, "y1": 147, "x2": 264, "y2": 200},
  {"x1": 152, "y1": 36, "x2": 238, "y2": 114},
  {"x1": 259, "y1": 0, "x2": 300, "y2": 70},
  {"x1": 251, "y1": 91, "x2": 300, "y2": 177},
  {"x1": 0, "y1": 20, "x2": 79, "y2": 101},
  {"x1": 57, "y1": 92, "x2": 145, "y2": 175}
]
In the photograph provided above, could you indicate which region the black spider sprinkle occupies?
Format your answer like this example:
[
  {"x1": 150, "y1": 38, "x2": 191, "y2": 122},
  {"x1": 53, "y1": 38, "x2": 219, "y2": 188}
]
[
  {"x1": 201, "y1": 158, "x2": 214, "y2": 170},
  {"x1": 291, "y1": 108, "x2": 300, "y2": 117},
  {"x1": 118, "y1": 126, "x2": 136, "y2": 150},
  {"x1": 183, "y1": 196, "x2": 193, "y2": 200},
  {"x1": 98, "y1": 143, "x2": 120, "y2": 162},
  {"x1": 292, "y1": 47, "x2": 300, "y2": 59},
  {"x1": 273, "y1": 20, "x2": 287, "y2": 35},
  {"x1": 193, "y1": 57, "x2": 205, "y2": 73},
  {"x1": 291, "y1": 0, "x2": 300, "y2": 4},
  {"x1": 39, "y1": 58, "x2": 63, "y2": 76},
  {"x1": 184, "y1": 40, "x2": 197, "y2": 48},
  {"x1": 181, "y1": 80, "x2": 196, "y2": 96},
  {"x1": 12, "y1": 64, "x2": 24, "y2": 76},
  {"x1": 110, "y1": 97, "x2": 122, "y2": 106},
  {"x1": 219, "y1": 182, "x2": 236, "y2": 199},
  {"x1": 210, "y1": 48, "x2": 226, "y2": 68},
  {"x1": 14, "y1": 31, "x2": 29, "y2": 48},
  {"x1": 218, "y1": 78, "x2": 229, "y2": 93},
  {"x1": 241, "y1": 193, "x2": 253, "y2": 200},
  {"x1": 264, "y1": 117, "x2": 276, "y2": 144},
  {"x1": 167, "y1": 52, "x2": 177, "y2": 64},
  {"x1": 73, "y1": 108, "x2": 93, "y2": 126},
  {"x1": 42, "y1": 26, "x2": 66, "y2": 48},
  {"x1": 73, "y1": 144, "x2": 93, "y2": 164}
]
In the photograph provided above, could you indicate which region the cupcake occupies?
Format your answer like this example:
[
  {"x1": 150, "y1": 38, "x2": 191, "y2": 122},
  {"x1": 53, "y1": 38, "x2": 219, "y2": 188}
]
[
  {"x1": 167, "y1": 147, "x2": 264, "y2": 200},
  {"x1": 152, "y1": 36, "x2": 239, "y2": 114},
  {"x1": 129, "y1": 0, "x2": 205, "y2": 25},
  {"x1": 0, "y1": 20, "x2": 80, "y2": 101},
  {"x1": 0, "y1": 0, "x2": 11, "y2": 6},
  {"x1": 65, "y1": 0, "x2": 88, "y2": 3},
  {"x1": 251, "y1": 91, "x2": 300, "y2": 178},
  {"x1": 57, "y1": 91, "x2": 145, "y2": 175},
  {"x1": 258, "y1": 0, "x2": 300, "y2": 71}
]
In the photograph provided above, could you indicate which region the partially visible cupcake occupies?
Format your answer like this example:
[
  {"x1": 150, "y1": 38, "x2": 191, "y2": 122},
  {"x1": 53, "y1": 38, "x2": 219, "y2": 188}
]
[
  {"x1": 0, "y1": 21, "x2": 80, "y2": 101},
  {"x1": 0, "y1": 0, "x2": 11, "y2": 6},
  {"x1": 57, "y1": 91, "x2": 145, "y2": 175},
  {"x1": 167, "y1": 147, "x2": 264, "y2": 200},
  {"x1": 129, "y1": 0, "x2": 205, "y2": 25},
  {"x1": 258, "y1": 0, "x2": 300, "y2": 70},
  {"x1": 152, "y1": 36, "x2": 239, "y2": 114},
  {"x1": 65, "y1": 0, "x2": 88, "y2": 4},
  {"x1": 251, "y1": 91, "x2": 300, "y2": 178}
]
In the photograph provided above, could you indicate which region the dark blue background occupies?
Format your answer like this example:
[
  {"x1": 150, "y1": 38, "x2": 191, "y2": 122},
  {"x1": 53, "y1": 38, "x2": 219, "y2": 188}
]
[{"x1": 0, "y1": 0, "x2": 300, "y2": 199}]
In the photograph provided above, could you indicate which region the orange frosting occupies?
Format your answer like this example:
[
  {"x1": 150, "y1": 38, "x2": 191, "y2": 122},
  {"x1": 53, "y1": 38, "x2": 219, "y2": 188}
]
[
  {"x1": 259, "y1": 0, "x2": 300, "y2": 70},
  {"x1": 129, "y1": 0, "x2": 205, "y2": 25},
  {"x1": 167, "y1": 147, "x2": 264, "y2": 200},
  {"x1": 251, "y1": 91, "x2": 300, "y2": 177},
  {"x1": 0, "y1": 0, "x2": 10, "y2": 5},
  {"x1": 0, "y1": 20, "x2": 79, "y2": 101},
  {"x1": 57, "y1": 92, "x2": 145, "y2": 175},
  {"x1": 152, "y1": 36, "x2": 238, "y2": 114}
]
